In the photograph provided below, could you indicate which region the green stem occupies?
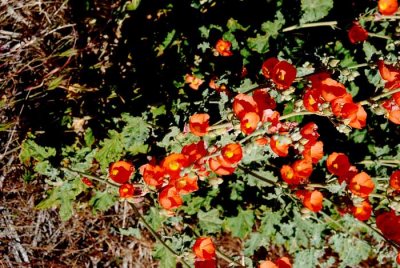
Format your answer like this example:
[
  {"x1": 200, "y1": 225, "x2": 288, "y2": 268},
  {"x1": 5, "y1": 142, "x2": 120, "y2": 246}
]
[
  {"x1": 208, "y1": 122, "x2": 234, "y2": 131},
  {"x1": 237, "y1": 165, "x2": 280, "y2": 186},
  {"x1": 282, "y1": 21, "x2": 338, "y2": 33},
  {"x1": 62, "y1": 167, "x2": 121, "y2": 187},
  {"x1": 368, "y1": 32, "x2": 391, "y2": 40},
  {"x1": 359, "y1": 221, "x2": 400, "y2": 251},
  {"x1": 359, "y1": 87, "x2": 400, "y2": 105},
  {"x1": 346, "y1": 63, "x2": 371, "y2": 70},
  {"x1": 131, "y1": 204, "x2": 191, "y2": 268},
  {"x1": 357, "y1": 159, "x2": 400, "y2": 166},
  {"x1": 215, "y1": 249, "x2": 245, "y2": 268},
  {"x1": 364, "y1": 15, "x2": 400, "y2": 21},
  {"x1": 279, "y1": 111, "x2": 323, "y2": 120}
]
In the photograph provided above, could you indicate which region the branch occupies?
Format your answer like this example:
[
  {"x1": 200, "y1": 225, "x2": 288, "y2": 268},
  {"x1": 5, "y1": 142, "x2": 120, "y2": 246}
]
[
  {"x1": 359, "y1": 87, "x2": 400, "y2": 106},
  {"x1": 282, "y1": 21, "x2": 338, "y2": 33},
  {"x1": 131, "y1": 204, "x2": 192, "y2": 268}
]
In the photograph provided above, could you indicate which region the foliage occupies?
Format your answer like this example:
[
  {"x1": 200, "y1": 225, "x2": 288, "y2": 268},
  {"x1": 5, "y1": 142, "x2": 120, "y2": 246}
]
[{"x1": 8, "y1": 0, "x2": 400, "y2": 267}]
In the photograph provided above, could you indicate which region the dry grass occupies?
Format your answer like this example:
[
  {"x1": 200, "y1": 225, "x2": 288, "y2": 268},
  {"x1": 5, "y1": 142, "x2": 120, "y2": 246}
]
[{"x1": 0, "y1": 1, "x2": 157, "y2": 267}]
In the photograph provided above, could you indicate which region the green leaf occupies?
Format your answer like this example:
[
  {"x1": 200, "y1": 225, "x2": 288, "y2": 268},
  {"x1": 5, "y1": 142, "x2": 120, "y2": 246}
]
[
  {"x1": 89, "y1": 190, "x2": 116, "y2": 213},
  {"x1": 224, "y1": 209, "x2": 254, "y2": 239},
  {"x1": 153, "y1": 242, "x2": 176, "y2": 268},
  {"x1": 84, "y1": 128, "x2": 95, "y2": 147},
  {"x1": 261, "y1": 11, "x2": 285, "y2": 38},
  {"x1": 119, "y1": 227, "x2": 142, "y2": 238},
  {"x1": 155, "y1": 30, "x2": 176, "y2": 56},
  {"x1": 363, "y1": 42, "x2": 378, "y2": 62},
  {"x1": 198, "y1": 209, "x2": 223, "y2": 234},
  {"x1": 19, "y1": 138, "x2": 56, "y2": 165},
  {"x1": 226, "y1": 18, "x2": 249, "y2": 32},
  {"x1": 247, "y1": 33, "x2": 269, "y2": 54},
  {"x1": 121, "y1": 114, "x2": 150, "y2": 155},
  {"x1": 126, "y1": 0, "x2": 140, "y2": 11},
  {"x1": 47, "y1": 76, "x2": 65, "y2": 90},
  {"x1": 244, "y1": 232, "x2": 269, "y2": 256},
  {"x1": 329, "y1": 234, "x2": 371, "y2": 267},
  {"x1": 300, "y1": 0, "x2": 333, "y2": 24},
  {"x1": 94, "y1": 130, "x2": 124, "y2": 171},
  {"x1": 145, "y1": 207, "x2": 165, "y2": 231}
]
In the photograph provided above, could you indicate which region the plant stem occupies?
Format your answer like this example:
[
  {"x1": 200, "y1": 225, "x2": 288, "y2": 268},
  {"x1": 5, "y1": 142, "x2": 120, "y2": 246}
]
[
  {"x1": 346, "y1": 63, "x2": 370, "y2": 70},
  {"x1": 368, "y1": 33, "x2": 391, "y2": 40},
  {"x1": 359, "y1": 87, "x2": 400, "y2": 105},
  {"x1": 62, "y1": 167, "x2": 120, "y2": 187},
  {"x1": 357, "y1": 159, "x2": 400, "y2": 166},
  {"x1": 359, "y1": 221, "x2": 400, "y2": 251},
  {"x1": 279, "y1": 111, "x2": 322, "y2": 120},
  {"x1": 237, "y1": 165, "x2": 279, "y2": 186},
  {"x1": 215, "y1": 249, "x2": 246, "y2": 268},
  {"x1": 208, "y1": 122, "x2": 234, "y2": 131},
  {"x1": 63, "y1": 167, "x2": 145, "y2": 188},
  {"x1": 282, "y1": 21, "x2": 338, "y2": 33},
  {"x1": 131, "y1": 204, "x2": 191, "y2": 268}
]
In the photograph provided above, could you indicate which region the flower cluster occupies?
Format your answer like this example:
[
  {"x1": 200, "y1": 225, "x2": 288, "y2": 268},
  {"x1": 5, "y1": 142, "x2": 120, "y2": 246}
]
[
  {"x1": 326, "y1": 152, "x2": 375, "y2": 221},
  {"x1": 303, "y1": 74, "x2": 367, "y2": 129}
]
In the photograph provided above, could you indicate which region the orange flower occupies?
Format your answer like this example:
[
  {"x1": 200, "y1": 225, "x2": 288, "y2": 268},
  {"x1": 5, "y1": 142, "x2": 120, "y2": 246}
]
[
  {"x1": 330, "y1": 93, "x2": 353, "y2": 117},
  {"x1": 309, "y1": 72, "x2": 331, "y2": 88},
  {"x1": 352, "y1": 200, "x2": 372, "y2": 221},
  {"x1": 233, "y1": 93, "x2": 258, "y2": 119},
  {"x1": 261, "y1": 57, "x2": 280, "y2": 79},
  {"x1": 349, "y1": 172, "x2": 375, "y2": 198},
  {"x1": 340, "y1": 102, "x2": 367, "y2": 129},
  {"x1": 259, "y1": 257, "x2": 292, "y2": 268},
  {"x1": 195, "y1": 259, "x2": 217, "y2": 268},
  {"x1": 189, "y1": 113, "x2": 210, "y2": 137},
  {"x1": 109, "y1": 161, "x2": 135, "y2": 184},
  {"x1": 185, "y1": 74, "x2": 204, "y2": 90},
  {"x1": 162, "y1": 153, "x2": 189, "y2": 179},
  {"x1": 280, "y1": 165, "x2": 301, "y2": 185},
  {"x1": 181, "y1": 141, "x2": 208, "y2": 164},
  {"x1": 382, "y1": 98, "x2": 400, "y2": 124},
  {"x1": 348, "y1": 22, "x2": 368, "y2": 44},
  {"x1": 303, "y1": 88, "x2": 324, "y2": 112},
  {"x1": 221, "y1": 143, "x2": 243, "y2": 165},
  {"x1": 275, "y1": 257, "x2": 292, "y2": 268},
  {"x1": 81, "y1": 177, "x2": 93, "y2": 187},
  {"x1": 376, "y1": 210, "x2": 400, "y2": 243},
  {"x1": 326, "y1": 152, "x2": 351, "y2": 177},
  {"x1": 390, "y1": 170, "x2": 400, "y2": 190},
  {"x1": 215, "y1": 39, "x2": 233, "y2": 56},
  {"x1": 302, "y1": 141, "x2": 324, "y2": 164},
  {"x1": 292, "y1": 159, "x2": 313, "y2": 179},
  {"x1": 171, "y1": 174, "x2": 199, "y2": 195},
  {"x1": 208, "y1": 156, "x2": 236, "y2": 176},
  {"x1": 296, "y1": 190, "x2": 323, "y2": 212},
  {"x1": 240, "y1": 112, "x2": 260, "y2": 135},
  {"x1": 378, "y1": 60, "x2": 400, "y2": 90},
  {"x1": 320, "y1": 78, "x2": 347, "y2": 102},
  {"x1": 143, "y1": 164, "x2": 165, "y2": 187},
  {"x1": 119, "y1": 183, "x2": 135, "y2": 198},
  {"x1": 270, "y1": 136, "x2": 290, "y2": 157},
  {"x1": 394, "y1": 92, "x2": 400, "y2": 106},
  {"x1": 378, "y1": 0, "x2": 399, "y2": 15},
  {"x1": 300, "y1": 122, "x2": 320, "y2": 143},
  {"x1": 271, "y1": 61, "x2": 297, "y2": 90},
  {"x1": 259, "y1": 260, "x2": 277, "y2": 268},
  {"x1": 253, "y1": 88, "x2": 277, "y2": 114},
  {"x1": 193, "y1": 237, "x2": 216, "y2": 260},
  {"x1": 158, "y1": 185, "x2": 183, "y2": 210},
  {"x1": 255, "y1": 137, "x2": 269, "y2": 146}
]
